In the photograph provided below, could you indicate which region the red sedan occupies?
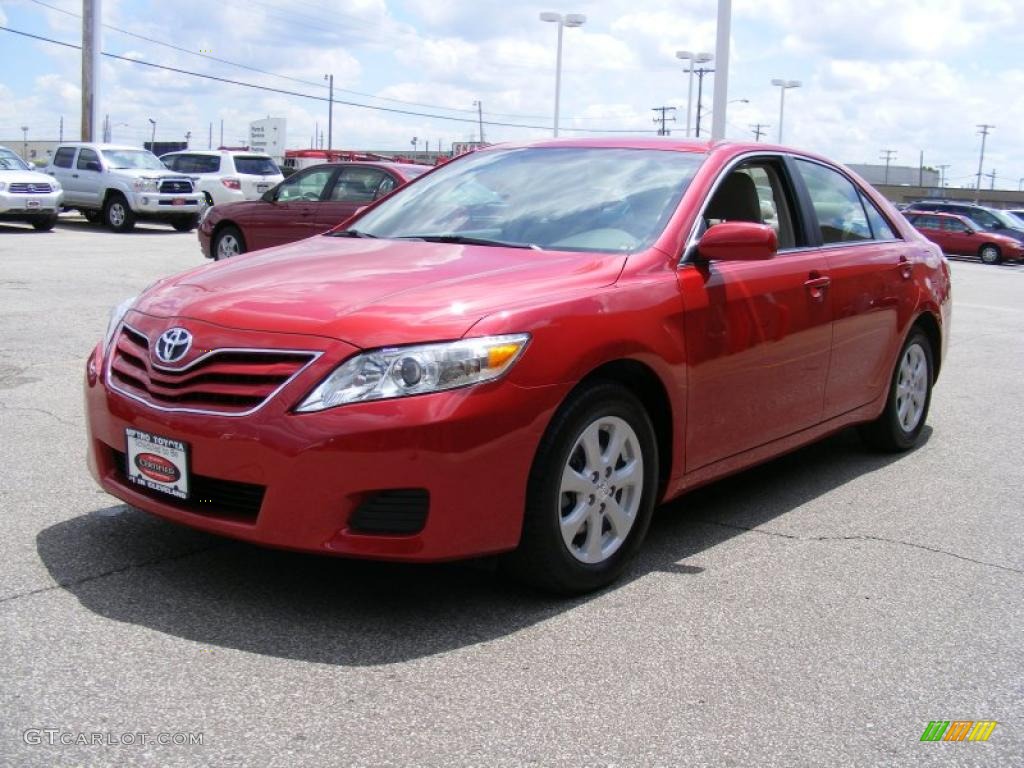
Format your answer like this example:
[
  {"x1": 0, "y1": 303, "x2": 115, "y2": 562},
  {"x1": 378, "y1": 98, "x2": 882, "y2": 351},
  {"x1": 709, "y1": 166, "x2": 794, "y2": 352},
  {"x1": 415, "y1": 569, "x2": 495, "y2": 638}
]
[
  {"x1": 904, "y1": 210, "x2": 1024, "y2": 264},
  {"x1": 197, "y1": 161, "x2": 431, "y2": 259},
  {"x1": 85, "y1": 139, "x2": 951, "y2": 593}
]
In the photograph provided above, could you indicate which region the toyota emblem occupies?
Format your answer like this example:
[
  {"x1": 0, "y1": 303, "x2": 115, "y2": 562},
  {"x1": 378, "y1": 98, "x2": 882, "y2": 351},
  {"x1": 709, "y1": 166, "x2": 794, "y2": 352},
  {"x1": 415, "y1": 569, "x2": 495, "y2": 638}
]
[{"x1": 155, "y1": 327, "x2": 193, "y2": 364}]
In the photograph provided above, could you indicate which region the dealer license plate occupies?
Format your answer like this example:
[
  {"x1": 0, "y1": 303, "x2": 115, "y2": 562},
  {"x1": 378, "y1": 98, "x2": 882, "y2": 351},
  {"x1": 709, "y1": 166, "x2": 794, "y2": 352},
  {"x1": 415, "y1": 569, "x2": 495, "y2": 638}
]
[
  {"x1": 172, "y1": 197, "x2": 186, "y2": 206},
  {"x1": 27, "y1": 200, "x2": 41, "y2": 209},
  {"x1": 256, "y1": 183, "x2": 270, "y2": 192},
  {"x1": 125, "y1": 428, "x2": 189, "y2": 499}
]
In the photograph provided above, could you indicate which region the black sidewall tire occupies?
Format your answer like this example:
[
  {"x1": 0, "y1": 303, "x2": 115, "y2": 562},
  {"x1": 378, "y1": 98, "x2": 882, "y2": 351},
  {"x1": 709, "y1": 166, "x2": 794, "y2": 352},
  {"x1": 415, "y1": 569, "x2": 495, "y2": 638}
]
[
  {"x1": 104, "y1": 195, "x2": 135, "y2": 232},
  {"x1": 861, "y1": 329, "x2": 933, "y2": 452},
  {"x1": 213, "y1": 226, "x2": 245, "y2": 260},
  {"x1": 506, "y1": 381, "x2": 659, "y2": 594},
  {"x1": 172, "y1": 215, "x2": 199, "y2": 232},
  {"x1": 979, "y1": 245, "x2": 1000, "y2": 265},
  {"x1": 31, "y1": 214, "x2": 58, "y2": 231}
]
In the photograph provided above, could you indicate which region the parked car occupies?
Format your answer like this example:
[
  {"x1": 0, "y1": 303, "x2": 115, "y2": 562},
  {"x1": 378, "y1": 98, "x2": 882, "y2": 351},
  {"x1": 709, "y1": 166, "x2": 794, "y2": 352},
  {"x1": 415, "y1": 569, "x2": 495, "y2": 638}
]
[
  {"x1": 160, "y1": 150, "x2": 284, "y2": 207},
  {"x1": 904, "y1": 210, "x2": 1024, "y2": 264},
  {"x1": 904, "y1": 200, "x2": 1024, "y2": 239},
  {"x1": 0, "y1": 145, "x2": 63, "y2": 230},
  {"x1": 197, "y1": 161, "x2": 430, "y2": 259},
  {"x1": 85, "y1": 139, "x2": 951, "y2": 594},
  {"x1": 1005, "y1": 209, "x2": 1024, "y2": 227},
  {"x1": 46, "y1": 142, "x2": 202, "y2": 232}
]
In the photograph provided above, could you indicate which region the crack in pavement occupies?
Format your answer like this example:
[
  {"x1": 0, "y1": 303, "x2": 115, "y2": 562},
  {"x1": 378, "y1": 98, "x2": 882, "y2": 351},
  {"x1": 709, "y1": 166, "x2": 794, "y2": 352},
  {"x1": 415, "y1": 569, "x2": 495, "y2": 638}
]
[
  {"x1": 704, "y1": 520, "x2": 1023, "y2": 575},
  {"x1": 0, "y1": 402, "x2": 82, "y2": 428},
  {"x1": 0, "y1": 543, "x2": 225, "y2": 606}
]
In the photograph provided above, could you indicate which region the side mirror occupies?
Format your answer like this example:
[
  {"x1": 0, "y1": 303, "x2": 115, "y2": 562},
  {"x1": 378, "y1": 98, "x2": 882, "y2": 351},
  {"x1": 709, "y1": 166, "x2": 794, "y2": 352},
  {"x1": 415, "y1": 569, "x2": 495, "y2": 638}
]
[
  {"x1": 963, "y1": 227, "x2": 975, "y2": 235},
  {"x1": 85, "y1": 161, "x2": 102, "y2": 172},
  {"x1": 697, "y1": 221, "x2": 778, "y2": 262},
  {"x1": 261, "y1": 189, "x2": 277, "y2": 203}
]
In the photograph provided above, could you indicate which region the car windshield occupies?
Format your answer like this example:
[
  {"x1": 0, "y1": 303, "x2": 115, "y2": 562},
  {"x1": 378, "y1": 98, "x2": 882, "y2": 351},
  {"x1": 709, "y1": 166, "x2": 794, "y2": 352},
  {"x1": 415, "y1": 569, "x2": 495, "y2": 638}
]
[
  {"x1": 101, "y1": 149, "x2": 166, "y2": 170},
  {"x1": 353, "y1": 147, "x2": 703, "y2": 253},
  {"x1": 234, "y1": 156, "x2": 280, "y2": 175},
  {"x1": 987, "y1": 208, "x2": 1024, "y2": 230},
  {"x1": 0, "y1": 149, "x2": 30, "y2": 171}
]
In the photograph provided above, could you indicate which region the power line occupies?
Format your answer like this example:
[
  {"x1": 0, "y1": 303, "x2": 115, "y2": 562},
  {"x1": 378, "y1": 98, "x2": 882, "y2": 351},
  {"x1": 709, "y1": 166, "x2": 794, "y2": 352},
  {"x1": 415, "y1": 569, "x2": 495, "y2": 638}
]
[
  {"x1": 651, "y1": 106, "x2": 676, "y2": 136},
  {"x1": 0, "y1": 25, "x2": 656, "y2": 134},
  {"x1": 750, "y1": 123, "x2": 769, "y2": 141},
  {"x1": 879, "y1": 149, "x2": 897, "y2": 184}
]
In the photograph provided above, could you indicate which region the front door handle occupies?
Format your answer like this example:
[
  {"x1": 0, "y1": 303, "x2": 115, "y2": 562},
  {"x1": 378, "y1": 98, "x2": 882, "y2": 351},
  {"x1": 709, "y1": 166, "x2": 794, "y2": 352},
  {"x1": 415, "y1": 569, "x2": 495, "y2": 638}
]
[{"x1": 804, "y1": 273, "x2": 831, "y2": 300}]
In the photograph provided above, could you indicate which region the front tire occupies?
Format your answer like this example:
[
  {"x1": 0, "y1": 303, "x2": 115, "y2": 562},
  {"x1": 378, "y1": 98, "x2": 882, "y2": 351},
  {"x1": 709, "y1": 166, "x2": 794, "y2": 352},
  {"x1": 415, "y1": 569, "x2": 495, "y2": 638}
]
[
  {"x1": 505, "y1": 381, "x2": 658, "y2": 594},
  {"x1": 213, "y1": 225, "x2": 246, "y2": 259},
  {"x1": 172, "y1": 214, "x2": 199, "y2": 232},
  {"x1": 860, "y1": 328, "x2": 933, "y2": 452},
  {"x1": 104, "y1": 194, "x2": 135, "y2": 232},
  {"x1": 979, "y1": 244, "x2": 1001, "y2": 265},
  {"x1": 31, "y1": 213, "x2": 58, "y2": 231}
]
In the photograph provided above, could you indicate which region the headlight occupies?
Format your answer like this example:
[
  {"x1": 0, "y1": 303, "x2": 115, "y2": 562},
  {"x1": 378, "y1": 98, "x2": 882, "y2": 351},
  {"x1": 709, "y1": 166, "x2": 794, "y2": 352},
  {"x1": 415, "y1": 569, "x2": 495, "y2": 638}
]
[
  {"x1": 0, "y1": 182, "x2": 6, "y2": 191},
  {"x1": 51, "y1": 180, "x2": 61, "y2": 191},
  {"x1": 103, "y1": 296, "x2": 137, "y2": 352},
  {"x1": 296, "y1": 333, "x2": 530, "y2": 412},
  {"x1": 133, "y1": 177, "x2": 159, "y2": 192}
]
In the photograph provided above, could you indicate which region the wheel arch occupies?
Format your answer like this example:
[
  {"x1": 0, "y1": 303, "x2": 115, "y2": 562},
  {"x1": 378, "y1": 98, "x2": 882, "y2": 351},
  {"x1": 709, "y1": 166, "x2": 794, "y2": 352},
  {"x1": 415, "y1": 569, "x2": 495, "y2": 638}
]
[
  {"x1": 911, "y1": 310, "x2": 943, "y2": 383},
  {"x1": 567, "y1": 359, "x2": 674, "y2": 501}
]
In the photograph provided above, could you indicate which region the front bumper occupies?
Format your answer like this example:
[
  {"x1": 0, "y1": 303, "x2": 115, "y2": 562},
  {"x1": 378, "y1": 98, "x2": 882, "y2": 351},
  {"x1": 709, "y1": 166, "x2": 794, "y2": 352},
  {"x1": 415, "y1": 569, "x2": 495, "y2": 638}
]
[
  {"x1": 0, "y1": 191, "x2": 63, "y2": 215},
  {"x1": 131, "y1": 192, "x2": 202, "y2": 215},
  {"x1": 84, "y1": 330, "x2": 564, "y2": 561}
]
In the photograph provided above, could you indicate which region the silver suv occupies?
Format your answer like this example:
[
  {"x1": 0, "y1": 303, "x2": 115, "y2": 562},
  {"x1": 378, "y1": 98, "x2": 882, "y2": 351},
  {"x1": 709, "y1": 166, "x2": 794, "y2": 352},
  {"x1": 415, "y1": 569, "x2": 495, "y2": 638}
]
[{"x1": 46, "y1": 143, "x2": 202, "y2": 232}]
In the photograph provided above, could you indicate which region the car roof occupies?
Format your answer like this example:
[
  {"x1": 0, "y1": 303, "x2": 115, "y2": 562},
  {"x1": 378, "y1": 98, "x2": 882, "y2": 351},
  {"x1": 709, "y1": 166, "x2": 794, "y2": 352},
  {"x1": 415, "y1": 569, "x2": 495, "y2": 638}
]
[
  {"x1": 54, "y1": 142, "x2": 143, "y2": 151},
  {"x1": 297, "y1": 161, "x2": 432, "y2": 173},
  {"x1": 161, "y1": 149, "x2": 274, "y2": 157}
]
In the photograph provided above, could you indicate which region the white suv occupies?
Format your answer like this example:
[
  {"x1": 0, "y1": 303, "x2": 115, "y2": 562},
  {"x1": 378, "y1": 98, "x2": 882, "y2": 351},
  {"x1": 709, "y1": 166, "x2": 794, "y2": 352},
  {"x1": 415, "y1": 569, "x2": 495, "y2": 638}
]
[
  {"x1": 160, "y1": 150, "x2": 284, "y2": 206},
  {"x1": 0, "y1": 145, "x2": 64, "y2": 230},
  {"x1": 46, "y1": 143, "x2": 202, "y2": 232}
]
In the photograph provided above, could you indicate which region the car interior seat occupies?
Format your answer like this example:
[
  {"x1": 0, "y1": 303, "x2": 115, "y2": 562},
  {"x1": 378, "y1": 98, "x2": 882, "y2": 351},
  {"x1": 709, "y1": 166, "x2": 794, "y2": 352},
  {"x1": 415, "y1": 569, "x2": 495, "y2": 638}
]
[{"x1": 705, "y1": 172, "x2": 762, "y2": 224}]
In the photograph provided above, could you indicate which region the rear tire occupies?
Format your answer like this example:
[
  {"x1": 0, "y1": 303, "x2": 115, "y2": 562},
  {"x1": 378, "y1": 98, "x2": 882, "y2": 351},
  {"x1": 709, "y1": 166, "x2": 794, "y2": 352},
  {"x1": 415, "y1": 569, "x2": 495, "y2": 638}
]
[
  {"x1": 104, "y1": 194, "x2": 135, "y2": 232},
  {"x1": 172, "y1": 214, "x2": 199, "y2": 232},
  {"x1": 213, "y1": 225, "x2": 246, "y2": 259},
  {"x1": 31, "y1": 213, "x2": 58, "y2": 231},
  {"x1": 859, "y1": 328, "x2": 933, "y2": 452},
  {"x1": 979, "y1": 244, "x2": 1001, "y2": 265},
  {"x1": 504, "y1": 381, "x2": 658, "y2": 594}
]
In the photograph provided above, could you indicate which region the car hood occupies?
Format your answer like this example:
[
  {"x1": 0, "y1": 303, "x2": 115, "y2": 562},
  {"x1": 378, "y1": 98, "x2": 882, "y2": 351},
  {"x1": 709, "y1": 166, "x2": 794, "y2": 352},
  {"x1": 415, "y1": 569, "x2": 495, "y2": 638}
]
[
  {"x1": 1, "y1": 169, "x2": 59, "y2": 185},
  {"x1": 109, "y1": 167, "x2": 189, "y2": 179},
  {"x1": 133, "y1": 235, "x2": 626, "y2": 347}
]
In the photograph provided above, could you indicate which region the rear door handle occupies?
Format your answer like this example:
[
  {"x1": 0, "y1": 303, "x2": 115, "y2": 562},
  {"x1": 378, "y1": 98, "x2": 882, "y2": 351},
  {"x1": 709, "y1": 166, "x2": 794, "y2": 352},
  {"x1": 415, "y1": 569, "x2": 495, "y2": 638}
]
[
  {"x1": 71, "y1": 174, "x2": 79, "y2": 178},
  {"x1": 898, "y1": 254, "x2": 913, "y2": 279},
  {"x1": 804, "y1": 273, "x2": 831, "y2": 300}
]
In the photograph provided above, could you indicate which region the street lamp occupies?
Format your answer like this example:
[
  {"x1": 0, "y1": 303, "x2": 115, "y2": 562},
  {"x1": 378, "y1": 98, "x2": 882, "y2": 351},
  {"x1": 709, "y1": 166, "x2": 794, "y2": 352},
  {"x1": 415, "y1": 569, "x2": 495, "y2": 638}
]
[
  {"x1": 540, "y1": 11, "x2": 586, "y2": 138},
  {"x1": 770, "y1": 79, "x2": 801, "y2": 143},
  {"x1": 676, "y1": 51, "x2": 713, "y2": 138},
  {"x1": 148, "y1": 118, "x2": 156, "y2": 149},
  {"x1": 20, "y1": 125, "x2": 28, "y2": 161},
  {"x1": 324, "y1": 74, "x2": 334, "y2": 151}
]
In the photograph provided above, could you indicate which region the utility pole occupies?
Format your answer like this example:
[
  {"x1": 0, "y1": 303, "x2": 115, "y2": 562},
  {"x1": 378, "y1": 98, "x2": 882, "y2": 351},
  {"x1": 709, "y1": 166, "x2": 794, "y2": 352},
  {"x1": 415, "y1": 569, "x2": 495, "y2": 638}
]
[
  {"x1": 20, "y1": 126, "x2": 28, "y2": 161},
  {"x1": 750, "y1": 123, "x2": 769, "y2": 141},
  {"x1": 710, "y1": 0, "x2": 732, "y2": 141},
  {"x1": 324, "y1": 74, "x2": 334, "y2": 151},
  {"x1": 918, "y1": 150, "x2": 924, "y2": 187},
  {"x1": 59, "y1": 115, "x2": 64, "y2": 143},
  {"x1": 185, "y1": 130, "x2": 192, "y2": 148},
  {"x1": 879, "y1": 149, "x2": 897, "y2": 184},
  {"x1": 473, "y1": 100, "x2": 485, "y2": 143},
  {"x1": 984, "y1": 168, "x2": 996, "y2": 190},
  {"x1": 693, "y1": 67, "x2": 714, "y2": 137},
  {"x1": 937, "y1": 164, "x2": 949, "y2": 189},
  {"x1": 219, "y1": 119, "x2": 224, "y2": 148},
  {"x1": 651, "y1": 106, "x2": 676, "y2": 136},
  {"x1": 81, "y1": 0, "x2": 101, "y2": 141},
  {"x1": 975, "y1": 124, "x2": 993, "y2": 202},
  {"x1": 102, "y1": 113, "x2": 110, "y2": 142}
]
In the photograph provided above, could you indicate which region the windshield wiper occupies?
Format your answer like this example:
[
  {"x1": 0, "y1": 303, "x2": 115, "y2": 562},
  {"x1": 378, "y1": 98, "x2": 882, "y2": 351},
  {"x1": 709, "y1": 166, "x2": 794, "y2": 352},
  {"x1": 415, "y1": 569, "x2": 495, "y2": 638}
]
[
  {"x1": 395, "y1": 234, "x2": 539, "y2": 250},
  {"x1": 329, "y1": 229, "x2": 378, "y2": 238}
]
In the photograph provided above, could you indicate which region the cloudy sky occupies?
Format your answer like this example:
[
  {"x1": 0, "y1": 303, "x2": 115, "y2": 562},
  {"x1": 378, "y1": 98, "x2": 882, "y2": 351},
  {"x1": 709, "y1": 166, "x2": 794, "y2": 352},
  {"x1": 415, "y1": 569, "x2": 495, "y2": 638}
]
[{"x1": 1, "y1": 0, "x2": 1021, "y2": 189}]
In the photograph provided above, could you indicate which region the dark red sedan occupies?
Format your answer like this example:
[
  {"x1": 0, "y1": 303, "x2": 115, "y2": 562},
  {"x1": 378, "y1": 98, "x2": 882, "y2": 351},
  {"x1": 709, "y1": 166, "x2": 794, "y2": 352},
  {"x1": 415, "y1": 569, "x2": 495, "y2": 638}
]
[
  {"x1": 197, "y1": 161, "x2": 431, "y2": 259},
  {"x1": 86, "y1": 139, "x2": 951, "y2": 593},
  {"x1": 904, "y1": 210, "x2": 1024, "y2": 265}
]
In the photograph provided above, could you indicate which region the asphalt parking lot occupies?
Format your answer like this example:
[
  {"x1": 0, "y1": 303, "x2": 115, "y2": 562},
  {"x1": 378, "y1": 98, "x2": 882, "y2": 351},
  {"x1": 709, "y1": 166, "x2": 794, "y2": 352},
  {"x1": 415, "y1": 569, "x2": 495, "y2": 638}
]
[{"x1": 1, "y1": 215, "x2": 1021, "y2": 767}]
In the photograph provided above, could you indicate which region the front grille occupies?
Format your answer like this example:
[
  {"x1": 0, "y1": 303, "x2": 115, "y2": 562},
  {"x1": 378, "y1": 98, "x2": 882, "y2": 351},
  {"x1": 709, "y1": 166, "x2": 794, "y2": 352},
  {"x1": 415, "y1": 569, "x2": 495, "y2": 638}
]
[
  {"x1": 349, "y1": 489, "x2": 429, "y2": 535},
  {"x1": 9, "y1": 182, "x2": 52, "y2": 194},
  {"x1": 108, "y1": 324, "x2": 316, "y2": 415},
  {"x1": 111, "y1": 448, "x2": 263, "y2": 523},
  {"x1": 159, "y1": 179, "x2": 193, "y2": 194}
]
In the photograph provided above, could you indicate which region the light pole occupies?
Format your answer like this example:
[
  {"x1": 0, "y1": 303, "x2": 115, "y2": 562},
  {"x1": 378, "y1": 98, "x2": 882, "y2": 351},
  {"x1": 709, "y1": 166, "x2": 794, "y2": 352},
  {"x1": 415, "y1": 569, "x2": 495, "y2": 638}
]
[
  {"x1": 937, "y1": 164, "x2": 949, "y2": 189},
  {"x1": 411, "y1": 136, "x2": 418, "y2": 159},
  {"x1": 148, "y1": 118, "x2": 156, "y2": 149},
  {"x1": 974, "y1": 124, "x2": 993, "y2": 203},
  {"x1": 472, "y1": 100, "x2": 485, "y2": 143},
  {"x1": 676, "y1": 51, "x2": 713, "y2": 138},
  {"x1": 20, "y1": 125, "x2": 28, "y2": 161},
  {"x1": 324, "y1": 74, "x2": 334, "y2": 151},
  {"x1": 540, "y1": 11, "x2": 586, "y2": 137},
  {"x1": 770, "y1": 79, "x2": 801, "y2": 144},
  {"x1": 693, "y1": 66, "x2": 715, "y2": 137}
]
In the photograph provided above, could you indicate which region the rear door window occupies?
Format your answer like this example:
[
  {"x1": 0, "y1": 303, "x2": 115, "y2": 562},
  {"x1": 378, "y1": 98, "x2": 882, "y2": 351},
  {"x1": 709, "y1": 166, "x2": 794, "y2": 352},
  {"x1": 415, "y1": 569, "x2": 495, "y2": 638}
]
[
  {"x1": 77, "y1": 148, "x2": 100, "y2": 170},
  {"x1": 794, "y1": 159, "x2": 871, "y2": 244},
  {"x1": 859, "y1": 192, "x2": 897, "y2": 240},
  {"x1": 330, "y1": 167, "x2": 390, "y2": 202},
  {"x1": 53, "y1": 147, "x2": 76, "y2": 168}
]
